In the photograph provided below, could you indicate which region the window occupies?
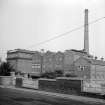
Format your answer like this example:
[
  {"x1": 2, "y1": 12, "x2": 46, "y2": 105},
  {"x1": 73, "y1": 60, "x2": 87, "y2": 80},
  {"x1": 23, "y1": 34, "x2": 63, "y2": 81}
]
[
  {"x1": 81, "y1": 67, "x2": 84, "y2": 71},
  {"x1": 78, "y1": 66, "x2": 85, "y2": 71},
  {"x1": 32, "y1": 64, "x2": 41, "y2": 69}
]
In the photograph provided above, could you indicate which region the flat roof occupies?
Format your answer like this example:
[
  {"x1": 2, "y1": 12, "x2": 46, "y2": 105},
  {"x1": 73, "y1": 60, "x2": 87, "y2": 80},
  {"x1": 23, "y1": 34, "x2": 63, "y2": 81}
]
[{"x1": 7, "y1": 49, "x2": 35, "y2": 54}]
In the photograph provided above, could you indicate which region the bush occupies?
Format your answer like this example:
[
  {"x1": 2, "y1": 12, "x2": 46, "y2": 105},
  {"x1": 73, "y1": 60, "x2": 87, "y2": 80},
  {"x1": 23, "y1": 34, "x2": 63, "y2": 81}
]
[
  {"x1": 41, "y1": 71, "x2": 56, "y2": 79},
  {"x1": 41, "y1": 70, "x2": 64, "y2": 79},
  {"x1": 65, "y1": 73, "x2": 77, "y2": 77},
  {"x1": 0, "y1": 62, "x2": 15, "y2": 76},
  {"x1": 55, "y1": 70, "x2": 63, "y2": 77},
  {"x1": 31, "y1": 75, "x2": 40, "y2": 79}
]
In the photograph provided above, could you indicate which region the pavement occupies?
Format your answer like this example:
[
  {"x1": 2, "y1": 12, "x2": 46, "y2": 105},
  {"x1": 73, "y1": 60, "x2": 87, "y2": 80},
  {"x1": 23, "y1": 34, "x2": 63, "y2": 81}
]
[{"x1": 0, "y1": 85, "x2": 105, "y2": 104}]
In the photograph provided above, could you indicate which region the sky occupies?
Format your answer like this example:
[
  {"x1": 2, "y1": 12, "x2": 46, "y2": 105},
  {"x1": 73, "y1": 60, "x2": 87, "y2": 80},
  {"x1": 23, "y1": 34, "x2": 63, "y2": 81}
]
[{"x1": 0, "y1": 0, "x2": 105, "y2": 61}]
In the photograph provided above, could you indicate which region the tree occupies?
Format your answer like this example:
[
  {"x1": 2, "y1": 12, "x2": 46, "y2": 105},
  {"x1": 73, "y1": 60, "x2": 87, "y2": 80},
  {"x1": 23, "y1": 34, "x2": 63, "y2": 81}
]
[{"x1": 0, "y1": 62, "x2": 15, "y2": 76}]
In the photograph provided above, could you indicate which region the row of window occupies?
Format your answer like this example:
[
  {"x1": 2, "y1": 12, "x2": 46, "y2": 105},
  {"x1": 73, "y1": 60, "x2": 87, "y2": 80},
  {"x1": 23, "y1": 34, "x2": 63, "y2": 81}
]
[
  {"x1": 78, "y1": 66, "x2": 89, "y2": 71},
  {"x1": 32, "y1": 64, "x2": 41, "y2": 69},
  {"x1": 33, "y1": 57, "x2": 63, "y2": 62},
  {"x1": 92, "y1": 73, "x2": 105, "y2": 79}
]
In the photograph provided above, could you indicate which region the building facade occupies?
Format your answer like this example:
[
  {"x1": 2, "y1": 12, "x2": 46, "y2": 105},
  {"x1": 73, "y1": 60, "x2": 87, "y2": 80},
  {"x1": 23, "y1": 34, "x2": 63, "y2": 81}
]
[
  {"x1": 63, "y1": 49, "x2": 92, "y2": 74},
  {"x1": 7, "y1": 49, "x2": 35, "y2": 74},
  {"x1": 7, "y1": 49, "x2": 105, "y2": 80},
  {"x1": 74, "y1": 57, "x2": 105, "y2": 80},
  {"x1": 32, "y1": 51, "x2": 64, "y2": 75},
  {"x1": 32, "y1": 49, "x2": 92, "y2": 76}
]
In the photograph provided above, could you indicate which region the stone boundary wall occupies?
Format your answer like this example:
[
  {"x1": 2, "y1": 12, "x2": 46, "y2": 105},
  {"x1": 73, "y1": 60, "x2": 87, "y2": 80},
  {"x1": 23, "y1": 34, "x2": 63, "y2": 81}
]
[
  {"x1": 0, "y1": 76, "x2": 83, "y2": 95},
  {"x1": 0, "y1": 76, "x2": 14, "y2": 86},
  {"x1": 39, "y1": 78, "x2": 57, "y2": 92},
  {"x1": 39, "y1": 77, "x2": 83, "y2": 95},
  {"x1": 22, "y1": 78, "x2": 39, "y2": 89}
]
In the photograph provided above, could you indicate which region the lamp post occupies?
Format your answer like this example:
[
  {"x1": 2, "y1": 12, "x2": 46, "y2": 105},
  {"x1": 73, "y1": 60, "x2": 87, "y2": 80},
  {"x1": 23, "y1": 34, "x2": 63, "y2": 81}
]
[{"x1": 40, "y1": 49, "x2": 44, "y2": 74}]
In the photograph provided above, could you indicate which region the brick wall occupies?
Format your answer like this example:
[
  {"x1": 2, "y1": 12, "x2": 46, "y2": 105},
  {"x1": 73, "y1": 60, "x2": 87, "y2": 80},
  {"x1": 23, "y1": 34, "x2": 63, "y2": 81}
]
[
  {"x1": 0, "y1": 76, "x2": 14, "y2": 86},
  {"x1": 91, "y1": 65, "x2": 105, "y2": 82},
  {"x1": 74, "y1": 57, "x2": 91, "y2": 79},
  {"x1": 39, "y1": 78, "x2": 83, "y2": 95},
  {"x1": 7, "y1": 50, "x2": 33, "y2": 73},
  {"x1": 39, "y1": 79, "x2": 57, "y2": 92},
  {"x1": 17, "y1": 59, "x2": 32, "y2": 73}
]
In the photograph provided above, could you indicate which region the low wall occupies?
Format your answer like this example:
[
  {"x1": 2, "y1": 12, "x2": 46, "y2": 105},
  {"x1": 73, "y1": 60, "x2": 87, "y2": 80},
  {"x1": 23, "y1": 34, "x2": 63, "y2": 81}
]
[
  {"x1": 39, "y1": 78, "x2": 57, "y2": 92},
  {"x1": 0, "y1": 76, "x2": 83, "y2": 95},
  {"x1": 0, "y1": 76, "x2": 14, "y2": 86},
  {"x1": 22, "y1": 78, "x2": 39, "y2": 89},
  {"x1": 57, "y1": 77, "x2": 83, "y2": 93},
  {"x1": 39, "y1": 77, "x2": 83, "y2": 95}
]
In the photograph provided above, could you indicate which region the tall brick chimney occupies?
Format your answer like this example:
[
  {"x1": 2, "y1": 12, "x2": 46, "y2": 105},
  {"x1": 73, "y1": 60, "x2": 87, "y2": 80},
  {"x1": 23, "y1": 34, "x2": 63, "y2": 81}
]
[{"x1": 84, "y1": 9, "x2": 89, "y2": 54}]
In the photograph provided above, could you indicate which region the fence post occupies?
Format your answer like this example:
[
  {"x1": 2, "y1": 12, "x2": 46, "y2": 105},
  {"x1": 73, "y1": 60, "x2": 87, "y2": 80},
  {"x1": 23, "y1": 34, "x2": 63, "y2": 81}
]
[{"x1": 10, "y1": 72, "x2": 16, "y2": 86}]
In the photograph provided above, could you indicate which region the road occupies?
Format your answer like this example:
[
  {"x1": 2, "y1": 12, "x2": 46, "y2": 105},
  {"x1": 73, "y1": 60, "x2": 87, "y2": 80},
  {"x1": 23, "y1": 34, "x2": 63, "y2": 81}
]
[{"x1": 0, "y1": 87, "x2": 104, "y2": 105}]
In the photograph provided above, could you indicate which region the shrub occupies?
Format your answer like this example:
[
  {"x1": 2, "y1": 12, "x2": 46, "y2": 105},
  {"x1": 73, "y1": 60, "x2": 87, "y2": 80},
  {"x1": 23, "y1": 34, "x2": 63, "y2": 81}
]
[
  {"x1": 55, "y1": 70, "x2": 63, "y2": 77},
  {"x1": 41, "y1": 70, "x2": 64, "y2": 79},
  {"x1": 31, "y1": 75, "x2": 40, "y2": 79},
  {"x1": 41, "y1": 71, "x2": 56, "y2": 79},
  {"x1": 65, "y1": 73, "x2": 77, "y2": 77},
  {"x1": 0, "y1": 62, "x2": 15, "y2": 76}
]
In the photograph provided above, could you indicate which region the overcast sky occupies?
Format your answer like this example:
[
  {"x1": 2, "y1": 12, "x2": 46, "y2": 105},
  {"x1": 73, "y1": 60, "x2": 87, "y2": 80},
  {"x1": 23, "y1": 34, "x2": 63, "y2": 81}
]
[{"x1": 0, "y1": 0, "x2": 105, "y2": 61}]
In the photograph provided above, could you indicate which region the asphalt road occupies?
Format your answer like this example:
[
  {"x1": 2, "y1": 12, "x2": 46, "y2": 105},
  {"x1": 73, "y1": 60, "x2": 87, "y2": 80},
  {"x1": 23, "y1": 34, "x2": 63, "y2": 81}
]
[{"x1": 0, "y1": 87, "x2": 104, "y2": 105}]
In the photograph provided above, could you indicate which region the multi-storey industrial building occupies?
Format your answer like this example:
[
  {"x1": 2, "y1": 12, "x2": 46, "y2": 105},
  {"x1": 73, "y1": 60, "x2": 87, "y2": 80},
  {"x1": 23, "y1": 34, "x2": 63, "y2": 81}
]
[
  {"x1": 32, "y1": 51, "x2": 64, "y2": 76},
  {"x1": 7, "y1": 48, "x2": 105, "y2": 81},
  {"x1": 7, "y1": 9, "x2": 105, "y2": 80},
  {"x1": 7, "y1": 48, "x2": 92, "y2": 76},
  {"x1": 74, "y1": 56, "x2": 105, "y2": 81},
  {"x1": 7, "y1": 49, "x2": 35, "y2": 74}
]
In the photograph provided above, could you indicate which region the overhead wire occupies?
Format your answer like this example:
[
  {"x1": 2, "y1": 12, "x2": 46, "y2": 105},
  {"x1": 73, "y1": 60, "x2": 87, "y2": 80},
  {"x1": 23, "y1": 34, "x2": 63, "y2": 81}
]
[
  {"x1": 26, "y1": 16, "x2": 105, "y2": 49},
  {"x1": 0, "y1": 16, "x2": 105, "y2": 54}
]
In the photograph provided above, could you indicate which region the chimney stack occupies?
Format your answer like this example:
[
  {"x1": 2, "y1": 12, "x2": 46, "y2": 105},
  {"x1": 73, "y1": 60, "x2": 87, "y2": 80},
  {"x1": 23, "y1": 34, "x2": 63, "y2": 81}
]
[{"x1": 84, "y1": 9, "x2": 89, "y2": 54}]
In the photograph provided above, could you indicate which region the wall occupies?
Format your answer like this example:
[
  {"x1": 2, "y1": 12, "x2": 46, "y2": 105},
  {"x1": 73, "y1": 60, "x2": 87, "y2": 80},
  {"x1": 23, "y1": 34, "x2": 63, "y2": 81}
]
[
  {"x1": 54, "y1": 52, "x2": 64, "y2": 71},
  {"x1": 39, "y1": 78, "x2": 83, "y2": 94},
  {"x1": 91, "y1": 65, "x2": 105, "y2": 83},
  {"x1": 43, "y1": 51, "x2": 55, "y2": 72},
  {"x1": 64, "y1": 51, "x2": 74, "y2": 73},
  {"x1": 0, "y1": 76, "x2": 14, "y2": 86},
  {"x1": 39, "y1": 78, "x2": 57, "y2": 92},
  {"x1": 7, "y1": 49, "x2": 92, "y2": 76},
  {"x1": 32, "y1": 50, "x2": 80, "y2": 75},
  {"x1": 74, "y1": 57, "x2": 91, "y2": 79},
  {"x1": 32, "y1": 52, "x2": 41, "y2": 75},
  {"x1": 18, "y1": 52, "x2": 33, "y2": 59},
  {"x1": 17, "y1": 59, "x2": 32, "y2": 73},
  {"x1": 7, "y1": 50, "x2": 33, "y2": 73},
  {"x1": 32, "y1": 51, "x2": 65, "y2": 74}
]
